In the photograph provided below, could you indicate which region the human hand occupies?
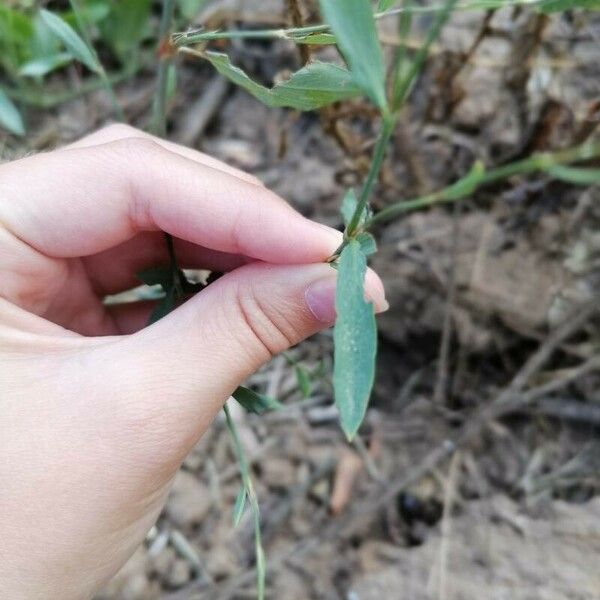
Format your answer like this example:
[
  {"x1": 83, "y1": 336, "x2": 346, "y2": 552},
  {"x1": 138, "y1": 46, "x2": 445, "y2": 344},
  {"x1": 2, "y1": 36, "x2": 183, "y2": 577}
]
[{"x1": 0, "y1": 125, "x2": 387, "y2": 599}]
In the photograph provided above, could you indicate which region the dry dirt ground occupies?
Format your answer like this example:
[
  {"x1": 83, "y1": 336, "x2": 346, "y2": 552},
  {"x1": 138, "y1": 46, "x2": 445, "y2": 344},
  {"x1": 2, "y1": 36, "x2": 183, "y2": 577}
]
[{"x1": 3, "y1": 1, "x2": 600, "y2": 599}]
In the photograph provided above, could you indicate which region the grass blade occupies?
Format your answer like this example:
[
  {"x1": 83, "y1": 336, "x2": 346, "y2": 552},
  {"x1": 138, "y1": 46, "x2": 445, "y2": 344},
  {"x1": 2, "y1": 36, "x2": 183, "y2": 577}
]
[
  {"x1": 392, "y1": 0, "x2": 458, "y2": 110},
  {"x1": 40, "y1": 9, "x2": 100, "y2": 73}
]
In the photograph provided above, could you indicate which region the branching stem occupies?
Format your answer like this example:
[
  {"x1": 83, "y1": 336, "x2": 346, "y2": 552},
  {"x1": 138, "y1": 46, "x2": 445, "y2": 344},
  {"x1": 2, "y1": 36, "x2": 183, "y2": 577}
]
[
  {"x1": 172, "y1": 0, "x2": 547, "y2": 46},
  {"x1": 367, "y1": 140, "x2": 600, "y2": 227}
]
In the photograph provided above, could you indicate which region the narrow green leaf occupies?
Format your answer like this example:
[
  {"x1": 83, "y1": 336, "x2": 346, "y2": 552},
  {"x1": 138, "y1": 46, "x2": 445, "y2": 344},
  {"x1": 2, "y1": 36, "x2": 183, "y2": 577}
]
[
  {"x1": 19, "y1": 52, "x2": 73, "y2": 77},
  {"x1": 378, "y1": 0, "x2": 397, "y2": 10},
  {"x1": 295, "y1": 365, "x2": 312, "y2": 398},
  {"x1": 545, "y1": 165, "x2": 600, "y2": 185},
  {"x1": 341, "y1": 188, "x2": 365, "y2": 228},
  {"x1": 356, "y1": 232, "x2": 377, "y2": 256},
  {"x1": 392, "y1": 0, "x2": 458, "y2": 110},
  {"x1": 320, "y1": 0, "x2": 388, "y2": 110},
  {"x1": 391, "y1": 0, "x2": 413, "y2": 103},
  {"x1": 204, "y1": 52, "x2": 361, "y2": 110},
  {"x1": 0, "y1": 89, "x2": 25, "y2": 136},
  {"x1": 333, "y1": 240, "x2": 377, "y2": 440},
  {"x1": 39, "y1": 9, "x2": 100, "y2": 73},
  {"x1": 232, "y1": 487, "x2": 247, "y2": 526},
  {"x1": 233, "y1": 386, "x2": 282, "y2": 415},
  {"x1": 293, "y1": 32, "x2": 336, "y2": 45},
  {"x1": 442, "y1": 160, "x2": 485, "y2": 200}
]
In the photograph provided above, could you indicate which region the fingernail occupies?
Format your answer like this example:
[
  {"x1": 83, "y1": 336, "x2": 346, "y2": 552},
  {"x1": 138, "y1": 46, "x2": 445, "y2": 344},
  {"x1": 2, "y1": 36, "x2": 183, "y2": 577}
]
[{"x1": 305, "y1": 277, "x2": 337, "y2": 324}]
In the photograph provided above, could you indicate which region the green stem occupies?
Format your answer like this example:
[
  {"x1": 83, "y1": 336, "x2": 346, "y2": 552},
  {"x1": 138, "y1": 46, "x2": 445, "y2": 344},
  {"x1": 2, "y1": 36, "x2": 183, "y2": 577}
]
[
  {"x1": 68, "y1": 0, "x2": 124, "y2": 120},
  {"x1": 327, "y1": 115, "x2": 397, "y2": 260},
  {"x1": 223, "y1": 405, "x2": 266, "y2": 600},
  {"x1": 172, "y1": 0, "x2": 547, "y2": 46},
  {"x1": 164, "y1": 232, "x2": 184, "y2": 298},
  {"x1": 3, "y1": 61, "x2": 141, "y2": 108},
  {"x1": 346, "y1": 114, "x2": 397, "y2": 237},
  {"x1": 151, "y1": 0, "x2": 177, "y2": 136},
  {"x1": 367, "y1": 140, "x2": 600, "y2": 227},
  {"x1": 392, "y1": 0, "x2": 458, "y2": 111}
]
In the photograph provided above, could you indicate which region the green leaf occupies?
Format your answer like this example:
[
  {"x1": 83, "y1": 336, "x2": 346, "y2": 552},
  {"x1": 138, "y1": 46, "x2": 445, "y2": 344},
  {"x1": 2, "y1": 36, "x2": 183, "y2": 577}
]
[
  {"x1": 392, "y1": 0, "x2": 457, "y2": 110},
  {"x1": 333, "y1": 239, "x2": 377, "y2": 440},
  {"x1": 319, "y1": 0, "x2": 388, "y2": 111},
  {"x1": 378, "y1": 0, "x2": 397, "y2": 10},
  {"x1": 356, "y1": 232, "x2": 377, "y2": 256},
  {"x1": 295, "y1": 365, "x2": 312, "y2": 398},
  {"x1": 293, "y1": 32, "x2": 336, "y2": 45},
  {"x1": 539, "y1": 0, "x2": 600, "y2": 11},
  {"x1": 232, "y1": 487, "x2": 247, "y2": 526},
  {"x1": 442, "y1": 160, "x2": 485, "y2": 200},
  {"x1": 204, "y1": 52, "x2": 362, "y2": 110},
  {"x1": 19, "y1": 52, "x2": 72, "y2": 77},
  {"x1": 0, "y1": 88, "x2": 25, "y2": 136},
  {"x1": 341, "y1": 188, "x2": 364, "y2": 228},
  {"x1": 545, "y1": 165, "x2": 600, "y2": 185},
  {"x1": 233, "y1": 386, "x2": 282, "y2": 415},
  {"x1": 39, "y1": 9, "x2": 100, "y2": 73}
]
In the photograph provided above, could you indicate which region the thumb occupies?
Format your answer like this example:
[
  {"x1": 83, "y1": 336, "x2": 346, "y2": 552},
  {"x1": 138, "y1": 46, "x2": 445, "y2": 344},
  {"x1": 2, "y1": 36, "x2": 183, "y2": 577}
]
[{"x1": 112, "y1": 261, "x2": 387, "y2": 454}]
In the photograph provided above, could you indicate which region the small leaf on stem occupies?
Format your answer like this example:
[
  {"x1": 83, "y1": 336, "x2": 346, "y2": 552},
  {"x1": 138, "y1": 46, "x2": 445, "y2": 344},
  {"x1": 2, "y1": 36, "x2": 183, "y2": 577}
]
[
  {"x1": 233, "y1": 386, "x2": 282, "y2": 415},
  {"x1": 232, "y1": 487, "x2": 247, "y2": 526},
  {"x1": 356, "y1": 232, "x2": 377, "y2": 256}
]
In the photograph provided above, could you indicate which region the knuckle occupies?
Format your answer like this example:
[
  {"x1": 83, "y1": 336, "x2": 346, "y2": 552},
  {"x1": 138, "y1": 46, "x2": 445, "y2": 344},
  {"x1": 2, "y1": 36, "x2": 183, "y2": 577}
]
[
  {"x1": 101, "y1": 122, "x2": 141, "y2": 139},
  {"x1": 232, "y1": 283, "x2": 297, "y2": 362},
  {"x1": 111, "y1": 135, "x2": 162, "y2": 158}
]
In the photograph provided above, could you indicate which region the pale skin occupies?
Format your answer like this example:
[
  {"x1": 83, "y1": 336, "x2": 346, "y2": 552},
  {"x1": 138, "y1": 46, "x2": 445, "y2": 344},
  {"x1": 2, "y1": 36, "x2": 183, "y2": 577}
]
[{"x1": 0, "y1": 125, "x2": 387, "y2": 599}]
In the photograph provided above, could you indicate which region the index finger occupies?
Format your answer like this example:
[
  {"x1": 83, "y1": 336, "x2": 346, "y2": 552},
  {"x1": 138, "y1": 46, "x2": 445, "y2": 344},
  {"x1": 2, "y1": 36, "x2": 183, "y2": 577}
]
[{"x1": 0, "y1": 137, "x2": 342, "y2": 263}]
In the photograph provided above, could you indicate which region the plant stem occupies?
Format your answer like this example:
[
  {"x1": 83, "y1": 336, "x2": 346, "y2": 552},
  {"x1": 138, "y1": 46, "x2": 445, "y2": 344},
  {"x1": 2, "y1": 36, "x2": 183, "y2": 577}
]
[
  {"x1": 367, "y1": 140, "x2": 600, "y2": 227},
  {"x1": 391, "y1": 0, "x2": 458, "y2": 111},
  {"x1": 224, "y1": 405, "x2": 266, "y2": 600},
  {"x1": 152, "y1": 0, "x2": 177, "y2": 136},
  {"x1": 346, "y1": 114, "x2": 396, "y2": 237},
  {"x1": 172, "y1": 0, "x2": 547, "y2": 46},
  {"x1": 68, "y1": 0, "x2": 124, "y2": 120},
  {"x1": 3, "y1": 62, "x2": 140, "y2": 108}
]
